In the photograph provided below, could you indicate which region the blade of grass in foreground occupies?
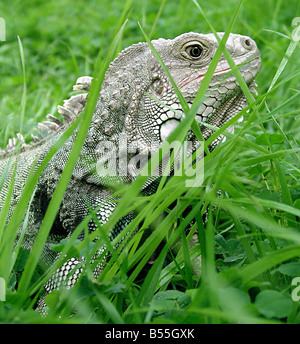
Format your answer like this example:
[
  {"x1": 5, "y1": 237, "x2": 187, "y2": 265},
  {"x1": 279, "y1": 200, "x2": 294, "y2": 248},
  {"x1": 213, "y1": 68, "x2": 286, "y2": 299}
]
[
  {"x1": 208, "y1": 13, "x2": 299, "y2": 227},
  {"x1": 128, "y1": 202, "x2": 200, "y2": 314},
  {"x1": 138, "y1": 22, "x2": 205, "y2": 151},
  {"x1": 239, "y1": 245, "x2": 300, "y2": 284},
  {"x1": 189, "y1": 0, "x2": 246, "y2": 312},
  {"x1": 17, "y1": 35, "x2": 26, "y2": 134},
  {"x1": 259, "y1": 32, "x2": 299, "y2": 226},
  {"x1": 0, "y1": 116, "x2": 82, "y2": 283},
  {"x1": 17, "y1": 21, "x2": 128, "y2": 294}
]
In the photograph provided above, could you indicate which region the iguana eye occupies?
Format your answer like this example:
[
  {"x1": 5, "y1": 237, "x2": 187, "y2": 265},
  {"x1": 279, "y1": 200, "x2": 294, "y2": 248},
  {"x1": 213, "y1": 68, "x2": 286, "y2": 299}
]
[{"x1": 186, "y1": 44, "x2": 203, "y2": 58}]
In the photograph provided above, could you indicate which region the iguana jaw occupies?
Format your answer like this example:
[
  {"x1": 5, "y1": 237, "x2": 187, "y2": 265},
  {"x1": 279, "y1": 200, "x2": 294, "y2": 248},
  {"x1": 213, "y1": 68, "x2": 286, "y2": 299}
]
[
  {"x1": 180, "y1": 66, "x2": 232, "y2": 88},
  {"x1": 159, "y1": 79, "x2": 258, "y2": 143}
]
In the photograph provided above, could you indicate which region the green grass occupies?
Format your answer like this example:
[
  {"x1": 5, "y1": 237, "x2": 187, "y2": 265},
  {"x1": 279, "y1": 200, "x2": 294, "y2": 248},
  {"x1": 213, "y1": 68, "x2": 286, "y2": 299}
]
[{"x1": 0, "y1": 0, "x2": 300, "y2": 324}]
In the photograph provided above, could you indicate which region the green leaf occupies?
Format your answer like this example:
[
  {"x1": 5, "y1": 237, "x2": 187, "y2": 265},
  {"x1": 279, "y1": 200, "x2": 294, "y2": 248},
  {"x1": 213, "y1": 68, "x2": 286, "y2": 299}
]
[
  {"x1": 239, "y1": 245, "x2": 300, "y2": 283},
  {"x1": 255, "y1": 290, "x2": 293, "y2": 319},
  {"x1": 13, "y1": 247, "x2": 30, "y2": 272},
  {"x1": 272, "y1": 262, "x2": 300, "y2": 277},
  {"x1": 294, "y1": 199, "x2": 300, "y2": 210},
  {"x1": 226, "y1": 239, "x2": 244, "y2": 256},
  {"x1": 91, "y1": 283, "x2": 124, "y2": 324},
  {"x1": 224, "y1": 254, "x2": 245, "y2": 263},
  {"x1": 256, "y1": 133, "x2": 285, "y2": 145},
  {"x1": 219, "y1": 287, "x2": 251, "y2": 313},
  {"x1": 45, "y1": 290, "x2": 60, "y2": 311},
  {"x1": 105, "y1": 283, "x2": 126, "y2": 295},
  {"x1": 246, "y1": 164, "x2": 267, "y2": 176},
  {"x1": 255, "y1": 189, "x2": 281, "y2": 202},
  {"x1": 241, "y1": 148, "x2": 300, "y2": 166},
  {"x1": 152, "y1": 290, "x2": 191, "y2": 310},
  {"x1": 154, "y1": 290, "x2": 190, "y2": 303},
  {"x1": 215, "y1": 236, "x2": 246, "y2": 262}
]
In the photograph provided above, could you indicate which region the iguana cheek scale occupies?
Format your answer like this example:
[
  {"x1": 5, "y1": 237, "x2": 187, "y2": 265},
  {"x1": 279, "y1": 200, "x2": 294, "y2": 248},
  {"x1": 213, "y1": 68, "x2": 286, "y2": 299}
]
[{"x1": 0, "y1": 32, "x2": 261, "y2": 311}]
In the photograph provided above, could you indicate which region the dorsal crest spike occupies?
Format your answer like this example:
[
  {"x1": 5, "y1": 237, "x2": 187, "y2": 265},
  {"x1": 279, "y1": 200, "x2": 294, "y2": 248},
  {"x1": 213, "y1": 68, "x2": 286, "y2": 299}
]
[
  {"x1": 0, "y1": 76, "x2": 91, "y2": 156},
  {"x1": 73, "y1": 76, "x2": 93, "y2": 91},
  {"x1": 57, "y1": 105, "x2": 76, "y2": 123},
  {"x1": 46, "y1": 114, "x2": 64, "y2": 127}
]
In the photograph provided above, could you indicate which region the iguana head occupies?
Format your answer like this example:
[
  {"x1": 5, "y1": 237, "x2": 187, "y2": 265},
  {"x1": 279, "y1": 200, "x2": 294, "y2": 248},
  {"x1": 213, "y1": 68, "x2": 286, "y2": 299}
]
[
  {"x1": 0, "y1": 32, "x2": 261, "y2": 172},
  {"x1": 95, "y1": 31, "x2": 260, "y2": 152}
]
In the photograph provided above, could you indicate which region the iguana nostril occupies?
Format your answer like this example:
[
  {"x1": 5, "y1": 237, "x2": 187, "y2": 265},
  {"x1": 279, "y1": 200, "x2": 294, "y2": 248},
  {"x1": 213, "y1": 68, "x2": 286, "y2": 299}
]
[{"x1": 243, "y1": 38, "x2": 252, "y2": 49}]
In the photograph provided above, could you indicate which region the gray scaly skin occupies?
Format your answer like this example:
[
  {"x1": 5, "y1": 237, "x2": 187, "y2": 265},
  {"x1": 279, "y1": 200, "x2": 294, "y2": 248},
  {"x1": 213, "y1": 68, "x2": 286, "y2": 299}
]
[{"x1": 0, "y1": 32, "x2": 261, "y2": 309}]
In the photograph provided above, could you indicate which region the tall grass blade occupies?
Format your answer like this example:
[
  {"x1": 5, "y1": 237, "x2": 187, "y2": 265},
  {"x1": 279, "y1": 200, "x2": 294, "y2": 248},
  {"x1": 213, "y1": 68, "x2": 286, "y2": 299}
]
[
  {"x1": 18, "y1": 21, "x2": 129, "y2": 293},
  {"x1": 17, "y1": 36, "x2": 26, "y2": 134}
]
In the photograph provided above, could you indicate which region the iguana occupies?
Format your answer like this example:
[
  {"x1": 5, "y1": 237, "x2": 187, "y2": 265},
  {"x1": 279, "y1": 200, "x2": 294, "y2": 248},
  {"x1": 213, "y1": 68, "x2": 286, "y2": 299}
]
[{"x1": 0, "y1": 32, "x2": 261, "y2": 310}]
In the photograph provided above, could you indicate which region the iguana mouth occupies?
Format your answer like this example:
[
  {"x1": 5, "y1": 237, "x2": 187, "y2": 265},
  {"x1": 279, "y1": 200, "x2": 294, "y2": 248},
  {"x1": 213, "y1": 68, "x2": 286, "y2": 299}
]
[
  {"x1": 179, "y1": 55, "x2": 261, "y2": 89},
  {"x1": 179, "y1": 66, "x2": 232, "y2": 88}
]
